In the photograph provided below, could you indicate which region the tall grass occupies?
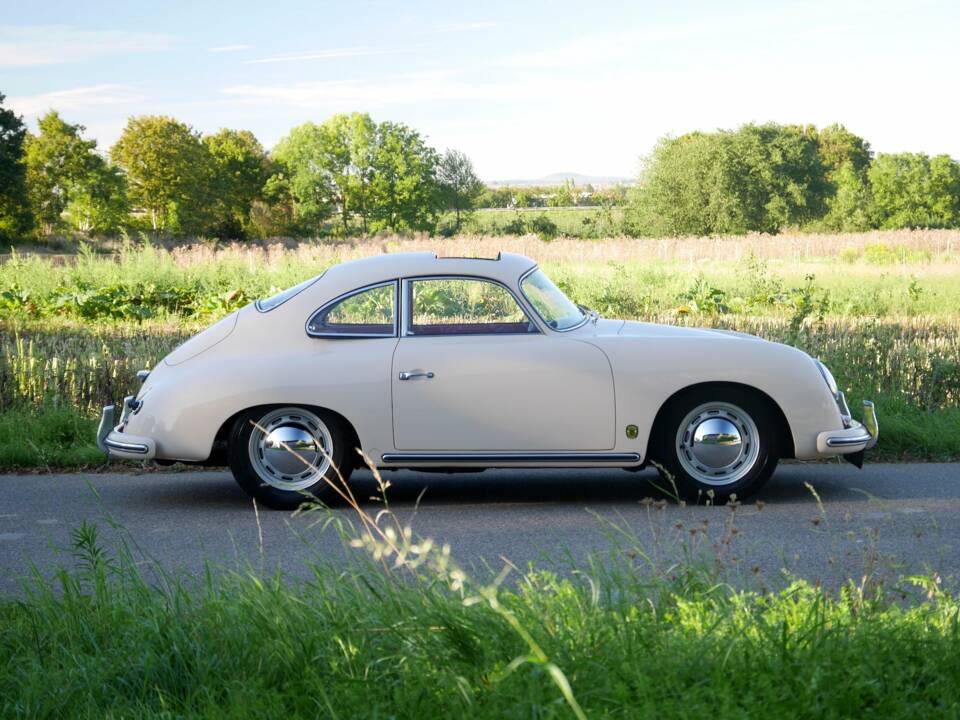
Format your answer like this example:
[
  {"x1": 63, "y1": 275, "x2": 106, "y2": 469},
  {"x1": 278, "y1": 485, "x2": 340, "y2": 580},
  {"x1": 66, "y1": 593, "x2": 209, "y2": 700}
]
[{"x1": 1, "y1": 231, "x2": 958, "y2": 466}]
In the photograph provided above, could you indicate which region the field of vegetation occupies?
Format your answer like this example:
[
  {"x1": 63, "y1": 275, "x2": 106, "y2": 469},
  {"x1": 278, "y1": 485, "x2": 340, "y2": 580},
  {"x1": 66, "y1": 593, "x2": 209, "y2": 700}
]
[{"x1": 0, "y1": 228, "x2": 958, "y2": 468}]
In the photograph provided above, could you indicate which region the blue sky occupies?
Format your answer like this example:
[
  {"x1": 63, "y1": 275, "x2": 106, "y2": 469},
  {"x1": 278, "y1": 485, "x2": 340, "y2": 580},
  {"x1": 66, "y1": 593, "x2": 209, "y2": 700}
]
[{"x1": 2, "y1": 0, "x2": 958, "y2": 180}]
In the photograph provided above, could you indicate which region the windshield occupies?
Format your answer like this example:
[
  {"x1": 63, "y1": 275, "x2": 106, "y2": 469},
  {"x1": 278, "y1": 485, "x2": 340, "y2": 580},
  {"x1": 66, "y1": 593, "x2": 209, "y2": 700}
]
[
  {"x1": 520, "y1": 269, "x2": 586, "y2": 330},
  {"x1": 255, "y1": 274, "x2": 323, "y2": 313}
]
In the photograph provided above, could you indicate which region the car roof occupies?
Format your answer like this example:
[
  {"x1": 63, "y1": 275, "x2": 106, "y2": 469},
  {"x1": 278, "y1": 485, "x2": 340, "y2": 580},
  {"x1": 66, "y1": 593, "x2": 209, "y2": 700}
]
[{"x1": 322, "y1": 251, "x2": 538, "y2": 287}]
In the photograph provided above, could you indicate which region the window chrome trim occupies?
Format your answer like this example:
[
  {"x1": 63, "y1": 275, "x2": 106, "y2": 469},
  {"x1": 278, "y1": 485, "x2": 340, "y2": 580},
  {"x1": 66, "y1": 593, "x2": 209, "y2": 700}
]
[
  {"x1": 518, "y1": 265, "x2": 590, "y2": 333},
  {"x1": 400, "y1": 274, "x2": 543, "y2": 338},
  {"x1": 256, "y1": 273, "x2": 324, "y2": 313},
  {"x1": 305, "y1": 280, "x2": 399, "y2": 339}
]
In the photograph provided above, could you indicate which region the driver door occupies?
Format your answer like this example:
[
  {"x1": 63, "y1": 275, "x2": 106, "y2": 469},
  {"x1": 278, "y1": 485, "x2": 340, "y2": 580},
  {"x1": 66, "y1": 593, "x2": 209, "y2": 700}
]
[{"x1": 390, "y1": 276, "x2": 615, "y2": 451}]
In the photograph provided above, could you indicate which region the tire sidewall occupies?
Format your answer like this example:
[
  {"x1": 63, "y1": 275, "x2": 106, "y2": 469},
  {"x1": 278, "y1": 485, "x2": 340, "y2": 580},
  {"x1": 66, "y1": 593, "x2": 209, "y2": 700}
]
[
  {"x1": 654, "y1": 387, "x2": 779, "y2": 503},
  {"x1": 228, "y1": 406, "x2": 350, "y2": 510}
]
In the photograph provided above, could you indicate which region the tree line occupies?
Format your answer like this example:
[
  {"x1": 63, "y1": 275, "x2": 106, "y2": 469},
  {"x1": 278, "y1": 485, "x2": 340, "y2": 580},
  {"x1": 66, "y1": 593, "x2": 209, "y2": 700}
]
[
  {"x1": 1, "y1": 91, "x2": 959, "y2": 242},
  {"x1": 0, "y1": 95, "x2": 484, "y2": 241},
  {"x1": 631, "y1": 123, "x2": 960, "y2": 236}
]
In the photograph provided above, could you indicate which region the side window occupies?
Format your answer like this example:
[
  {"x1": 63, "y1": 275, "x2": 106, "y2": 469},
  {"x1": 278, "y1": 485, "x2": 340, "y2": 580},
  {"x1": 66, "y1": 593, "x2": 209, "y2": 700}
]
[
  {"x1": 308, "y1": 282, "x2": 396, "y2": 337},
  {"x1": 408, "y1": 278, "x2": 536, "y2": 335}
]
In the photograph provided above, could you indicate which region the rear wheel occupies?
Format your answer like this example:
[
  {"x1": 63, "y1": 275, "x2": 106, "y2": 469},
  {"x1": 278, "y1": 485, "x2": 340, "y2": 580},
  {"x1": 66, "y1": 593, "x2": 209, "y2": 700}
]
[
  {"x1": 228, "y1": 406, "x2": 353, "y2": 510},
  {"x1": 650, "y1": 387, "x2": 780, "y2": 503}
]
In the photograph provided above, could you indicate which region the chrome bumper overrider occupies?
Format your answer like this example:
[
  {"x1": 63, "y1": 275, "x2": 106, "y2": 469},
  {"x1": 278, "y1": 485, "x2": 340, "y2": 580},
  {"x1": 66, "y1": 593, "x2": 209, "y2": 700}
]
[
  {"x1": 816, "y1": 400, "x2": 879, "y2": 455},
  {"x1": 97, "y1": 401, "x2": 156, "y2": 460}
]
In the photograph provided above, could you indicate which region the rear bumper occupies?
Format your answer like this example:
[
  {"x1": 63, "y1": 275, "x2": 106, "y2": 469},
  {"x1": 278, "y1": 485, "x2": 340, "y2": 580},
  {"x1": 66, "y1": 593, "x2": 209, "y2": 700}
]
[
  {"x1": 816, "y1": 400, "x2": 879, "y2": 455},
  {"x1": 97, "y1": 402, "x2": 157, "y2": 461}
]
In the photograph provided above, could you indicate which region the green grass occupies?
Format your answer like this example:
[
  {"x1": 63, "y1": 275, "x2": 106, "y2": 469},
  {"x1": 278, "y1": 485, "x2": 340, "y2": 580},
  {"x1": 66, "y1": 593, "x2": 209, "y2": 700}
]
[
  {"x1": 2, "y1": 516, "x2": 960, "y2": 718},
  {"x1": 0, "y1": 406, "x2": 102, "y2": 469}
]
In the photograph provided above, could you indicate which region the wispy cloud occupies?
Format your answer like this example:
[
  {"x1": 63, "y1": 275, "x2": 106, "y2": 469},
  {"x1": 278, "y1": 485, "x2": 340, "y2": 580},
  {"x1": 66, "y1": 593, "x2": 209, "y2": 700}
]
[
  {"x1": 222, "y1": 69, "x2": 547, "y2": 109},
  {"x1": 6, "y1": 84, "x2": 143, "y2": 117},
  {"x1": 243, "y1": 46, "x2": 391, "y2": 64},
  {"x1": 430, "y1": 21, "x2": 499, "y2": 33},
  {"x1": 0, "y1": 25, "x2": 175, "y2": 68},
  {"x1": 207, "y1": 44, "x2": 253, "y2": 53}
]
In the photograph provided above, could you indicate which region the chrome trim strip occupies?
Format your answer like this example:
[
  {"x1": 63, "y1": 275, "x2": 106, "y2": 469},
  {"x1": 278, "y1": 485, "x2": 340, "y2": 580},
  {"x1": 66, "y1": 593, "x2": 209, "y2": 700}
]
[
  {"x1": 305, "y1": 280, "x2": 399, "y2": 339},
  {"x1": 96, "y1": 405, "x2": 115, "y2": 453},
  {"x1": 103, "y1": 436, "x2": 150, "y2": 455},
  {"x1": 863, "y1": 400, "x2": 879, "y2": 449},
  {"x1": 257, "y1": 272, "x2": 324, "y2": 313},
  {"x1": 380, "y1": 452, "x2": 641, "y2": 464},
  {"x1": 399, "y1": 273, "x2": 542, "y2": 337},
  {"x1": 518, "y1": 265, "x2": 590, "y2": 333},
  {"x1": 825, "y1": 432, "x2": 873, "y2": 448}
]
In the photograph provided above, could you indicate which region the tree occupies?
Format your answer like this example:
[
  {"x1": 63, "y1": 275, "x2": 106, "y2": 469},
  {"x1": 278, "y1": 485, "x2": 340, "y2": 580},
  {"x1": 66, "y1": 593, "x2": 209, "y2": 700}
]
[
  {"x1": 271, "y1": 122, "x2": 334, "y2": 234},
  {"x1": 868, "y1": 153, "x2": 960, "y2": 229},
  {"x1": 110, "y1": 116, "x2": 212, "y2": 233},
  {"x1": 204, "y1": 128, "x2": 268, "y2": 238},
  {"x1": 437, "y1": 149, "x2": 484, "y2": 231},
  {"x1": 369, "y1": 121, "x2": 442, "y2": 233},
  {"x1": 547, "y1": 178, "x2": 576, "y2": 208},
  {"x1": 814, "y1": 124, "x2": 873, "y2": 231},
  {"x1": 630, "y1": 123, "x2": 831, "y2": 236},
  {"x1": 0, "y1": 93, "x2": 32, "y2": 241},
  {"x1": 65, "y1": 158, "x2": 129, "y2": 234},
  {"x1": 24, "y1": 111, "x2": 104, "y2": 233}
]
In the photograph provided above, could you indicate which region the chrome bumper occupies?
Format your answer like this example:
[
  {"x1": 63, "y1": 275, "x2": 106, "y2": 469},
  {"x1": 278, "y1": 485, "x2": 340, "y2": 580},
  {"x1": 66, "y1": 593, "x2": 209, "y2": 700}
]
[
  {"x1": 97, "y1": 399, "x2": 156, "y2": 460},
  {"x1": 816, "y1": 400, "x2": 879, "y2": 455}
]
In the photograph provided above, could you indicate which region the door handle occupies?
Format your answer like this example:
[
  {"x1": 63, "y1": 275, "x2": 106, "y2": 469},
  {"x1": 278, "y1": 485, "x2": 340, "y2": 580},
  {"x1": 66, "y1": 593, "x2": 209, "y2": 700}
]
[{"x1": 398, "y1": 370, "x2": 435, "y2": 381}]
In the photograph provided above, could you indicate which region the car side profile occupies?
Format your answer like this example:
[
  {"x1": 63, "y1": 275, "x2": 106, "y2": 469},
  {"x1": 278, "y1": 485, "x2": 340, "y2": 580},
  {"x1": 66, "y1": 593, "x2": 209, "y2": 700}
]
[{"x1": 98, "y1": 252, "x2": 878, "y2": 509}]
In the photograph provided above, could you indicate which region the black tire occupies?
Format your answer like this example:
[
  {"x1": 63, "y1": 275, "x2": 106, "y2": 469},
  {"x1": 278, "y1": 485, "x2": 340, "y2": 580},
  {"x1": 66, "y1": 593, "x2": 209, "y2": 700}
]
[
  {"x1": 649, "y1": 386, "x2": 780, "y2": 504},
  {"x1": 228, "y1": 405, "x2": 353, "y2": 510}
]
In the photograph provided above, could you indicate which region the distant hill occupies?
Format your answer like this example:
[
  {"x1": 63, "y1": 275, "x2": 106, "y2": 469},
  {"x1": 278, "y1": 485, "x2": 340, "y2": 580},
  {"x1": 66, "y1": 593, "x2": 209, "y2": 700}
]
[{"x1": 487, "y1": 172, "x2": 632, "y2": 188}]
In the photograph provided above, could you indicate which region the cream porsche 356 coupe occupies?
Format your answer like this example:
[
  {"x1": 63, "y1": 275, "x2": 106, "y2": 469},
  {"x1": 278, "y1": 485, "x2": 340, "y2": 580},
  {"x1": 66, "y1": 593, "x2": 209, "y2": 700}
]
[{"x1": 98, "y1": 252, "x2": 878, "y2": 509}]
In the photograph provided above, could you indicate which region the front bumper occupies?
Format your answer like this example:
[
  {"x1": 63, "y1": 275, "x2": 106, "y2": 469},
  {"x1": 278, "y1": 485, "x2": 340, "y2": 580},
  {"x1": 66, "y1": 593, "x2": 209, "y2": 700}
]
[
  {"x1": 816, "y1": 399, "x2": 879, "y2": 455},
  {"x1": 97, "y1": 400, "x2": 156, "y2": 460}
]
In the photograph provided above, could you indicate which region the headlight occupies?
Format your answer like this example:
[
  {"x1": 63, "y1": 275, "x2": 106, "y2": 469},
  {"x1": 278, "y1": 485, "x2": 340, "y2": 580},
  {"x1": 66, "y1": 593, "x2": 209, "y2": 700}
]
[{"x1": 814, "y1": 359, "x2": 839, "y2": 395}]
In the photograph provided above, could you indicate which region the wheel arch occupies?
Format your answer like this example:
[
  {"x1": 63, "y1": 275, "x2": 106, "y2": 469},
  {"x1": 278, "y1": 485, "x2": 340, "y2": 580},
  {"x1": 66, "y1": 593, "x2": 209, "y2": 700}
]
[
  {"x1": 208, "y1": 403, "x2": 364, "y2": 468},
  {"x1": 646, "y1": 381, "x2": 795, "y2": 462}
]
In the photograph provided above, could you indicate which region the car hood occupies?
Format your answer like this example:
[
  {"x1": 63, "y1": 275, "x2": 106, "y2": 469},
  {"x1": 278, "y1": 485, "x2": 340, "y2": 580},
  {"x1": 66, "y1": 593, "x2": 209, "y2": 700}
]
[{"x1": 613, "y1": 319, "x2": 765, "y2": 342}]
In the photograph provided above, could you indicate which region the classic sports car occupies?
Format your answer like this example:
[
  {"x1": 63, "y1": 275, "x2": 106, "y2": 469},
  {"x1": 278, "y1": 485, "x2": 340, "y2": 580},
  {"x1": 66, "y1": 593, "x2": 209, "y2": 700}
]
[{"x1": 98, "y1": 252, "x2": 878, "y2": 509}]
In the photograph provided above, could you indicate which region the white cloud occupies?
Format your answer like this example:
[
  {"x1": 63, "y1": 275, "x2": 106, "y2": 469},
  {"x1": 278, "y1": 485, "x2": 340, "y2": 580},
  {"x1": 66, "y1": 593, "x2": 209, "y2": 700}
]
[
  {"x1": 221, "y1": 70, "x2": 538, "y2": 108},
  {"x1": 207, "y1": 44, "x2": 253, "y2": 53},
  {"x1": 0, "y1": 25, "x2": 175, "y2": 68},
  {"x1": 244, "y1": 47, "x2": 391, "y2": 64},
  {"x1": 6, "y1": 84, "x2": 142, "y2": 117}
]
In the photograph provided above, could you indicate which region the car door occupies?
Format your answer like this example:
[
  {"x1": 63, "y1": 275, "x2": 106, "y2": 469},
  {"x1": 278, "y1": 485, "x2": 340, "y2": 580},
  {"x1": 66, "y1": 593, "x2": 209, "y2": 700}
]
[{"x1": 391, "y1": 276, "x2": 615, "y2": 451}]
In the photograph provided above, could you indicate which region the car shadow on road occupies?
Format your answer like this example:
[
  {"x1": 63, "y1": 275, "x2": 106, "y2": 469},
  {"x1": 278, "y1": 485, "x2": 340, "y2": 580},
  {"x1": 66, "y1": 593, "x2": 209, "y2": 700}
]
[{"x1": 126, "y1": 465, "x2": 876, "y2": 511}]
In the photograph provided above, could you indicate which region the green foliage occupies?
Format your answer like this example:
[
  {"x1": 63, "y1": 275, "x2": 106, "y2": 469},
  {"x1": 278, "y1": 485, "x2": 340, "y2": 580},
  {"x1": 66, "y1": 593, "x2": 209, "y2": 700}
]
[
  {"x1": 632, "y1": 124, "x2": 831, "y2": 236},
  {"x1": 110, "y1": 116, "x2": 213, "y2": 233},
  {"x1": 203, "y1": 129, "x2": 269, "y2": 238},
  {"x1": 868, "y1": 153, "x2": 960, "y2": 229},
  {"x1": 438, "y1": 148, "x2": 484, "y2": 231},
  {"x1": 24, "y1": 112, "x2": 97, "y2": 232},
  {"x1": 368, "y1": 121, "x2": 442, "y2": 232},
  {"x1": 0, "y1": 93, "x2": 32, "y2": 242}
]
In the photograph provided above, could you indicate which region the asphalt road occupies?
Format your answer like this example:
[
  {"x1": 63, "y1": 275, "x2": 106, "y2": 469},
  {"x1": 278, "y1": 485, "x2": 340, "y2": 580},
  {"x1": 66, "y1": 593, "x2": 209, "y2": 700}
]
[{"x1": 1, "y1": 463, "x2": 958, "y2": 596}]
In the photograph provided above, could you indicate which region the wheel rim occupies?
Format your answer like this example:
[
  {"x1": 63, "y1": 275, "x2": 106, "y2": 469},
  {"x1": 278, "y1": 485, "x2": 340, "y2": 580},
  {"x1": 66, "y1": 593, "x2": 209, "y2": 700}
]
[
  {"x1": 675, "y1": 401, "x2": 760, "y2": 487},
  {"x1": 248, "y1": 408, "x2": 333, "y2": 492}
]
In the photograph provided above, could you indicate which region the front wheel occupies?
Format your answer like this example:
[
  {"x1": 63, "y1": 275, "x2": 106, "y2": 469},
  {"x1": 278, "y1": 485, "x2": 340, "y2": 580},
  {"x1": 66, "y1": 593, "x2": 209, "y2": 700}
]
[
  {"x1": 650, "y1": 387, "x2": 780, "y2": 503},
  {"x1": 228, "y1": 406, "x2": 353, "y2": 510}
]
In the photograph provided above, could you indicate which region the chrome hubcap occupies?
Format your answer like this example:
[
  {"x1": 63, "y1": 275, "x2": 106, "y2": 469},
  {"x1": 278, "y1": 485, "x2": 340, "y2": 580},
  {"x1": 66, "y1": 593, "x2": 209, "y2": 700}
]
[
  {"x1": 676, "y1": 402, "x2": 759, "y2": 486},
  {"x1": 248, "y1": 408, "x2": 332, "y2": 491}
]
